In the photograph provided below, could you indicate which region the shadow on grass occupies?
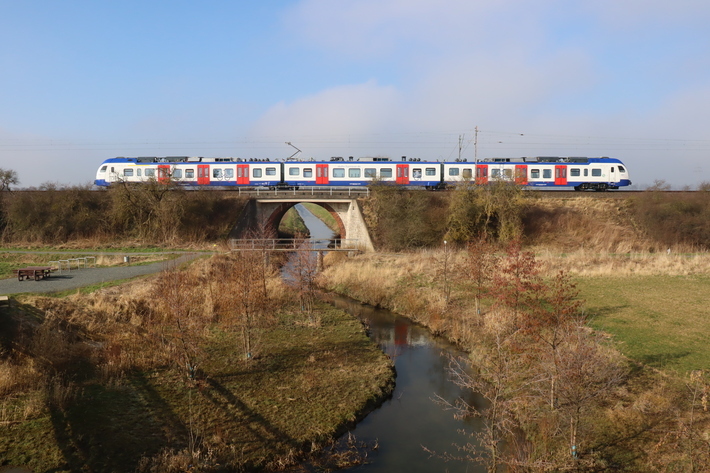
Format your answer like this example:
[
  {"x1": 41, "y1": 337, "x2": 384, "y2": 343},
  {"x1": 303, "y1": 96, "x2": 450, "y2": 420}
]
[
  {"x1": 48, "y1": 373, "x2": 185, "y2": 472},
  {"x1": 638, "y1": 351, "x2": 692, "y2": 369},
  {"x1": 202, "y1": 377, "x2": 299, "y2": 450},
  {"x1": 586, "y1": 304, "x2": 631, "y2": 320}
]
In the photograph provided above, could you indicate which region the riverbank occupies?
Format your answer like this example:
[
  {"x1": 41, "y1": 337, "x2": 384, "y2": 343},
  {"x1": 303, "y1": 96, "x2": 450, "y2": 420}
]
[
  {"x1": 0, "y1": 255, "x2": 395, "y2": 472},
  {"x1": 318, "y1": 248, "x2": 710, "y2": 471}
]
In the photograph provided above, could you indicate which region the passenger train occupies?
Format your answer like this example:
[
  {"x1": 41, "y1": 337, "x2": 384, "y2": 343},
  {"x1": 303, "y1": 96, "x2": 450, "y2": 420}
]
[{"x1": 94, "y1": 155, "x2": 631, "y2": 191}]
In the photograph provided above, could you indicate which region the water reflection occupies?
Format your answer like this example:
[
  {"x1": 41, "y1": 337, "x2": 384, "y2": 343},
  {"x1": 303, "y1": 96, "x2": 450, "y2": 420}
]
[
  {"x1": 297, "y1": 204, "x2": 487, "y2": 472},
  {"x1": 327, "y1": 295, "x2": 486, "y2": 473}
]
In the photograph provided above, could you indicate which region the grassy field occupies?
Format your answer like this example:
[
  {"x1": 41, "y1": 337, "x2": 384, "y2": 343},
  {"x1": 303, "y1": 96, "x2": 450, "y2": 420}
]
[
  {"x1": 579, "y1": 274, "x2": 710, "y2": 375},
  {"x1": 278, "y1": 206, "x2": 309, "y2": 237},
  {"x1": 0, "y1": 299, "x2": 394, "y2": 472}
]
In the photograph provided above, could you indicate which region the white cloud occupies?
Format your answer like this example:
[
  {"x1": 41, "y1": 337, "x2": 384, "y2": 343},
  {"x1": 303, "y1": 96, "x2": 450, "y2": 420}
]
[{"x1": 249, "y1": 80, "x2": 400, "y2": 142}]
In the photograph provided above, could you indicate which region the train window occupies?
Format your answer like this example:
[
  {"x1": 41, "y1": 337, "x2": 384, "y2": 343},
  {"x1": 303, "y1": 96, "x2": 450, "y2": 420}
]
[
  {"x1": 543, "y1": 169, "x2": 552, "y2": 179},
  {"x1": 265, "y1": 167, "x2": 276, "y2": 176},
  {"x1": 592, "y1": 169, "x2": 602, "y2": 177},
  {"x1": 570, "y1": 168, "x2": 580, "y2": 177},
  {"x1": 124, "y1": 169, "x2": 134, "y2": 177},
  {"x1": 448, "y1": 167, "x2": 460, "y2": 176},
  {"x1": 380, "y1": 168, "x2": 392, "y2": 178},
  {"x1": 364, "y1": 168, "x2": 376, "y2": 178},
  {"x1": 289, "y1": 167, "x2": 300, "y2": 176},
  {"x1": 425, "y1": 168, "x2": 436, "y2": 176},
  {"x1": 491, "y1": 169, "x2": 500, "y2": 178},
  {"x1": 530, "y1": 169, "x2": 540, "y2": 178},
  {"x1": 224, "y1": 169, "x2": 234, "y2": 179},
  {"x1": 100, "y1": 166, "x2": 107, "y2": 172},
  {"x1": 303, "y1": 168, "x2": 313, "y2": 178},
  {"x1": 214, "y1": 169, "x2": 223, "y2": 178},
  {"x1": 413, "y1": 168, "x2": 422, "y2": 179},
  {"x1": 137, "y1": 169, "x2": 142, "y2": 177},
  {"x1": 584, "y1": 169, "x2": 588, "y2": 177},
  {"x1": 253, "y1": 168, "x2": 262, "y2": 178},
  {"x1": 145, "y1": 169, "x2": 155, "y2": 177},
  {"x1": 173, "y1": 169, "x2": 182, "y2": 179},
  {"x1": 349, "y1": 168, "x2": 361, "y2": 178},
  {"x1": 462, "y1": 169, "x2": 472, "y2": 179},
  {"x1": 618, "y1": 166, "x2": 626, "y2": 173},
  {"x1": 503, "y1": 169, "x2": 513, "y2": 179},
  {"x1": 333, "y1": 168, "x2": 345, "y2": 178},
  {"x1": 186, "y1": 169, "x2": 194, "y2": 179}
]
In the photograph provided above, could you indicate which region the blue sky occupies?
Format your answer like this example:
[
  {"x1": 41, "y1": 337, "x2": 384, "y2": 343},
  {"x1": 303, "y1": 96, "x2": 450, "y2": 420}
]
[{"x1": 2, "y1": 0, "x2": 710, "y2": 188}]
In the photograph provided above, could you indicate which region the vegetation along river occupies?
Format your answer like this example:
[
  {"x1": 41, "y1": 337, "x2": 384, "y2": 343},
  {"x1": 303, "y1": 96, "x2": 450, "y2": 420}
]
[{"x1": 295, "y1": 204, "x2": 488, "y2": 472}]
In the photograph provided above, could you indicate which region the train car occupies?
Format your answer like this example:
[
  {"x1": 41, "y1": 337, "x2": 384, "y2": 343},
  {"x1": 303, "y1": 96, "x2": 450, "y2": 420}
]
[
  {"x1": 281, "y1": 157, "x2": 442, "y2": 188},
  {"x1": 94, "y1": 156, "x2": 281, "y2": 187},
  {"x1": 442, "y1": 156, "x2": 631, "y2": 191},
  {"x1": 95, "y1": 155, "x2": 630, "y2": 190}
]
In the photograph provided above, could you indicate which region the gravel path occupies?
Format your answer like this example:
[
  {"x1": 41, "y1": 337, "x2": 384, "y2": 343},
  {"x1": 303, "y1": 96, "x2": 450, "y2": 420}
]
[{"x1": 0, "y1": 253, "x2": 203, "y2": 295}]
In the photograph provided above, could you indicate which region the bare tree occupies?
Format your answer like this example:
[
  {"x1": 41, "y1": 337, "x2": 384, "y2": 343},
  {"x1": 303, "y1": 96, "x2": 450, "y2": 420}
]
[
  {"x1": 526, "y1": 270, "x2": 585, "y2": 409},
  {"x1": 224, "y1": 251, "x2": 271, "y2": 360},
  {"x1": 152, "y1": 269, "x2": 206, "y2": 379},
  {"x1": 554, "y1": 321, "x2": 627, "y2": 459},
  {"x1": 439, "y1": 334, "x2": 521, "y2": 473},
  {"x1": 0, "y1": 168, "x2": 19, "y2": 191},
  {"x1": 492, "y1": 239, "x2": 543, "y2": 323},
  {"x1": 464, "y1": 236, "x2": 499, "y2": 315},
  {"x1": 284, "y1": 236, "x2": 320, "y2": 321}
]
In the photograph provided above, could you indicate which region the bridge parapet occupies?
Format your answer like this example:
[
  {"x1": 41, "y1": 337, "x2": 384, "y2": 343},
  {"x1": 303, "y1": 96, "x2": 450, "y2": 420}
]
[
  {"x1": 226, "y1": 186, "x2": 370, "y2": 199},
  {"x1": 229, "y1": 238, "x2": 362, "y2": 252}
]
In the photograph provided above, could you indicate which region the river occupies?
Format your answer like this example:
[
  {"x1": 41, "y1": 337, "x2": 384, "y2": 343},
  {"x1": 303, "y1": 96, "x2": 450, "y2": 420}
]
[{"x1": 293, "y1": 204, "x2": 487, "y2": 473}]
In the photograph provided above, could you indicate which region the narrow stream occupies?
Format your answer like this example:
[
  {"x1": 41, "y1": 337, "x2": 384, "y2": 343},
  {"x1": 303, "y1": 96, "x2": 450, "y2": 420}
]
[{"x1": 293, "y1": 204, "x2": 487, "y2": 472}]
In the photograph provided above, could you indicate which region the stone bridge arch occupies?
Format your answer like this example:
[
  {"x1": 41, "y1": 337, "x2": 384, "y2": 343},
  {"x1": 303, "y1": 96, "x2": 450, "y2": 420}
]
[
  {"x1": 263, "y1": 201, "x2": 346, "y2": 239},
  {"x1": 231, "y1": 198, "x2": 374, "y2": 251}
]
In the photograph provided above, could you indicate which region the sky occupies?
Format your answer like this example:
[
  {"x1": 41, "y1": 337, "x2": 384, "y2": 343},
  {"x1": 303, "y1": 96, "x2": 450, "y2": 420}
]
[{"x1": 2, "y1": 0, "x2": 710, "y2": 189}]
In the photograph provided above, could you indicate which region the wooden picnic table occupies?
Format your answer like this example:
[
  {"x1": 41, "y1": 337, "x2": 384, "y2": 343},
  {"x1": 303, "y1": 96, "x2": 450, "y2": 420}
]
[{"x1": 13, "y1": 266, "x2": 52, "y2": 281}]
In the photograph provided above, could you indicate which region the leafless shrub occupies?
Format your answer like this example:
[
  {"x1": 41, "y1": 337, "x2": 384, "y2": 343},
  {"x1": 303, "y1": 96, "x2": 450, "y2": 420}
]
[{"x1": 151, "y1": 268, "x2": 207, "y2": 379}]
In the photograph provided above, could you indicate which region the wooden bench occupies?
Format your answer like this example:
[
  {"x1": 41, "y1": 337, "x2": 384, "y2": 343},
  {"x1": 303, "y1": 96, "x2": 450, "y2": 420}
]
[
  {"x1": 13, "y1": 266, "x2": 52, "y2": 281},
  {"x1": 0, "y1": 295, "x2": 8, "y2": 307}
]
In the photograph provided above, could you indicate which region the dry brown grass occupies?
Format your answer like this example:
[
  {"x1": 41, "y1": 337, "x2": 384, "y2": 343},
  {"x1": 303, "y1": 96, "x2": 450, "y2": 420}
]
[
  {"x1": 536, "y1": 250, "x2": 710, "y2": 277},
  {"x1": 525, "y1": 197, "x2": 655, "y2": 253}
]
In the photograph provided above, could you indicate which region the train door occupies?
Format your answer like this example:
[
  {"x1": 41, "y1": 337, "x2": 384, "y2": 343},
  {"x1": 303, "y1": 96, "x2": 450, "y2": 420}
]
[
  {"x1": 197, "y1": 165, "x2": 210, "y2": 185},
  {"x1": 475, "y1": 164, "x2": 488, "y2": 184},
  {"x1": 157, "y1": 165, "x2": 171, "y2": 184},
  {"x1": 396, "y1": 164, "x2": 410, "y2": 184},
  {"x1": 514, "y1": 165, "x2": 528, "y2": 185},
  {"x1": 316, "y1": 164, "x2": 329, "y2": 185},
  {"x1": 554, "y1": 165, "x2": 567, "y2": 185},
  {"x1": 237, "y1": 164, "x2": 250, "y2": 185}
]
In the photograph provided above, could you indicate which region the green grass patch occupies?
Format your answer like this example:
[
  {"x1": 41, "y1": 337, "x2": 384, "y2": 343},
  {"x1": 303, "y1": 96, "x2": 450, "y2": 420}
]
[
  {"x1": 0, "y1": 302, "x2": 394, "y2": 472},
  {"x1": 579, "y1": 275, "x2": 710, "y2": 374},
  {"x1": 279, "y1": 206, "x2": 309, "y2": 236}
]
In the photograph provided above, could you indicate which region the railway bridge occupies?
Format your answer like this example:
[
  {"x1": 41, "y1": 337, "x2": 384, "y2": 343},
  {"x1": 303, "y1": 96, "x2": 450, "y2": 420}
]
[{"x1": 229, "y1": 188, "x2": 375, "y2": 252}]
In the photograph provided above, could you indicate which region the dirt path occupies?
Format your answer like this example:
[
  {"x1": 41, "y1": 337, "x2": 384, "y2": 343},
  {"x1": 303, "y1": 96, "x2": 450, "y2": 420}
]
[{"x1": 0, "y1": 253, "x2": 203, "y2": 295}]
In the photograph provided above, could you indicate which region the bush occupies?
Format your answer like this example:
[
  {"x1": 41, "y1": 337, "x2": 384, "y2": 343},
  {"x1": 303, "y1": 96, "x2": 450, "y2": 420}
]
[
  {"x1": 0, "y1": 184, "x2": 245, "y2": 245},
  {"x1": 631, "y1": 190, "x2": 710, "y2": 249},
  {"x1": 446, "y1": 181, "x2": 528, "y2": 244},
  {"x1": 364, "y1": 184, "x2": 448, "y2": 251},
  {"x1": 2, "y1": 184, "x2": 109, "y2": 242}
]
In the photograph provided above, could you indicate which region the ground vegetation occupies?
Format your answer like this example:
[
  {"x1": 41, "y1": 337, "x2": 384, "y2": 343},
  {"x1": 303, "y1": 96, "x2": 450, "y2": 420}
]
[
  {"x1": 0, "y1": 254, "x2": 394, "y2": 472},
  {"x1": 319, "y1": 242, "x2": 710, "y2": 472},
  {"x1": 0, "y1": 184, "x2": 243, "y2": 245}
]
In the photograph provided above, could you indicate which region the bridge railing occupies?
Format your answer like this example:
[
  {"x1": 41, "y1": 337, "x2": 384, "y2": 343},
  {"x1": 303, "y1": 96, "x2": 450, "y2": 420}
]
[
  {"x1": 229, "y1": 238, "x2": 361, "y2": 251},
  {"x1": 234, "y1": 186, "x2": 370, "y2": 198}
]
